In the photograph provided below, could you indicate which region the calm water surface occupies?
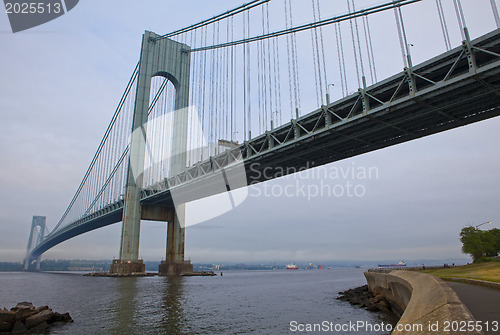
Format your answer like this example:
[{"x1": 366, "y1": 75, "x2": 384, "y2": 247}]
[{"x1": 0, "y1": 269, "x2": 393, "y2": 334}]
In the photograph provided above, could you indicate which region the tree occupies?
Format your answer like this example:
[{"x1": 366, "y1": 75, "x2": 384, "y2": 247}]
[
  {"x1": 490, "y1": 229, "x2": 500, "y2": 255},
  {"x1": 460, "y1": 227, "x2": 500, "y2": 262}
]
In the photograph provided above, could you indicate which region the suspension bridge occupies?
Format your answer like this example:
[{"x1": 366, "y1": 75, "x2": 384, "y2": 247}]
[{"x1": 24, "y1": 0, "x2": 500, "y2": 275}]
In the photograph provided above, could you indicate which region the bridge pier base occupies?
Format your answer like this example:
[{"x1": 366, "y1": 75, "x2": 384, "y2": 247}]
[
  {"x1": 109, "y1": 259, "x2": 145, "y2": 274},
  {"x1": 158, "y1": 261, "x2": 193, "y2": 276}
]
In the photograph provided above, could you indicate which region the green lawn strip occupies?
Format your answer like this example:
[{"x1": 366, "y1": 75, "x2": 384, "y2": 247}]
[{"x1": 421, "y1": 262, "x2": 500, "y2": 284}]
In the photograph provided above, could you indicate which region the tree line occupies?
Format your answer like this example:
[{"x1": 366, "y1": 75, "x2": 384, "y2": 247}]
[{"x1": 460, "y1": 226, "x2": 500, "y2": 262}]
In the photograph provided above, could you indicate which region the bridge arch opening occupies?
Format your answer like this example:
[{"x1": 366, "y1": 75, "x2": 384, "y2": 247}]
[{"x1": 142, "y1": 76, "x2": 177, "y2": 189}]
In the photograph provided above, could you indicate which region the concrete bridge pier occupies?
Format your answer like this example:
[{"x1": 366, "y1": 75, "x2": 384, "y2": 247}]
[{"x1": 158, "y1": 204, "x2": 193, "y2": 276}]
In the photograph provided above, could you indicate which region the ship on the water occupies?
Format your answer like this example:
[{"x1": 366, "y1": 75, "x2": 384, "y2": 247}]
[
  {"x1": 378, "y1": 261, "x2": 406, "y2": 268},
  {"x1": 286, "y1": 263, "x2": 298, "y2": 270}
]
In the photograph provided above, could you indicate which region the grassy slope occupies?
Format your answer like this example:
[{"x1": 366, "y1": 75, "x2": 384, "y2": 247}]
[{"x1": 421, "y1": 261, "x2": 500, "y2": 283}]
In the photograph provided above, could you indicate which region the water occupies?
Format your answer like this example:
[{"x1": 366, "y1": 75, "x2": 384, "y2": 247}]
[{"x1": 0, "y1": 268, "x2": 393, "y2": 334}]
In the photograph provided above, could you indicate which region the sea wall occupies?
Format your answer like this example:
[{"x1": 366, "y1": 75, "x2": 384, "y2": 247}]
[{"x1": 364, "y1": 270, "x2": 483, "y2": 335}]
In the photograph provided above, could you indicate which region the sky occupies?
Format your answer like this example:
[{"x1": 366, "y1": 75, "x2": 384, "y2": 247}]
[{"x1": 1, "y1": 0, "x2": 499, "y2": 265}]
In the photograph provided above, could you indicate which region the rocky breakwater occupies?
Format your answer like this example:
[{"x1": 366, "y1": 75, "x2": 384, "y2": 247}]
[
  {"x1": 337, "y1": 285, "x2": 399, "y2": 321},
  {"x1": 0, "y1": 302, "x2": 72, "y2": 333}
]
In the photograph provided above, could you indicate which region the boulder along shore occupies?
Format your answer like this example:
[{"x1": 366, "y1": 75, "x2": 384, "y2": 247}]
[
  {"x1": 337, "y1": 285, "x2": 400, "y2": 324},
  {"x1": 0, "y1": 302, "x2": 73, "y2": 333}
]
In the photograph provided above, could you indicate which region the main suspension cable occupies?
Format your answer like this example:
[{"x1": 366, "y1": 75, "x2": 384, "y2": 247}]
[
  {"x1": 188, "y1": 0, "x2": 423, "y2": 53},
  {"x1": 156, "y1": 0, "x2": 270, "y2": 40}
]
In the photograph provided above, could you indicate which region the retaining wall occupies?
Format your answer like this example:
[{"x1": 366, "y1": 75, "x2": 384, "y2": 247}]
[{"x1": 364, "y1": 270, "x2": 483, "y2": 335}]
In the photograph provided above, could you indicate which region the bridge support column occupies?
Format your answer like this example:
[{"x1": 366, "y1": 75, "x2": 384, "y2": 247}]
[
  {"x1": 112, "y1": 30, "x2": 190, "y2": 275},
  {"x1": 35, "y1": 256, "x2": 41, "y2": 272},
  {"x1": 24, "y1": 216, "x2": 46, "y2": 271},
  {"x1": 158, "y1": 204, "x2": 193, "y2": 276}
]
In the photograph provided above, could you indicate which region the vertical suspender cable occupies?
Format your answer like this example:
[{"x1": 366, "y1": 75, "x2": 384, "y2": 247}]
[
  {"x1": 261, "y1": 4, "x2": 267, "y2": 130},
  {"x1": 351, "y1": 0, "x2": 366, "y2": 81},
  {"x1": 284, "y1": 0, "x2": 294, "y2": 119},
  {"x1": 202, "y1": 26, "x2": 208, "y2": 160},
  {"x1": 435, "y1": 0, "x2": 452, "y2": 50},
  {"x1": 225, "y1": 25, "x2": 229, "y2": 142},
  {"x1": 453, "y1": 0, "x2": 466, "y2": 40},
  {"x1": 257, "y1": 32, "x2": 263, "y2": 133},
  {"x1": 393, "y1": 1, "x2": 408, "y2": 68},
  {"x1": 362, "y1": 16, "x2": 375, "y2": 84},
  {"x1": 247, "y1": 10, "x2": 252, "y2": 139},
  {"x1": 243, "y1": 13, "x2": 248, "y2": 141},
  {"x1": 226, "y1": 20, "x2": 230, "y2": 141},
  {"x1": 209, "y1": 29, "x2": 214, "y2": 153},
  {"x1": 311, "y1": 0, "x2": 322, "y2": 106},
  {"x1": 491, "y1": 0, "x2": 500, "y2": 28},
  {"x1": 274, "y1": 35, "x2": 282, "y2": 125},
  {"x1": 216, "y1": 23, "x2": 221, "y2": 152},
  {"x1": 347, "y1": 0, "x2": 361, "y2": 87},
  {"x1": 188, "y1": 30, "x2": 195, "y2": 166},
  {"x1": 334, "y1": 23, "x2": 346, "y2": 97},
  {"x1": 190, "y1": 29, "x2": 197, "y2": 165},
  {"x1": 215, "y1": 22, "x2": 221, "y2": 153},
  {"x1": 267, "y1": 5, "x2": 279, "y2": 126},
  {"x1": 288, "y1": 0, "x2": 301, "y2": 114},
  {"x1": 231, "y1": 16, "x2": 235, "y2": 142},
  {"x1": 222, "y1": 22, "x2": 227, "y2": 142},
  {"x1": 365, "y1": 16, "x2": 377, "y2": 82},
  {"x1": 244, "y1": 10, "x2": 252, "y2": 140},
  {"x1": 229, "y1": 18, "x2": 233, "y2": 142},
  {"x1": 339, "y1": 23, "x2": 349, "y2": 95},
  {"x1": 398, "y1": 4, "x2": 411, "y2": 67},
  {"x1": 265, "y1": 3, "x2": 273, "y2": 129},
  {"x1": 316, "y1": 0, "x2": 328, "y2": 101}
]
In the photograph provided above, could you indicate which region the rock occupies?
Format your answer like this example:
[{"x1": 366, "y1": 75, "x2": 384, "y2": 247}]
[
  {"x1": 0, "y1": 311, "x2": 15, "y2": 324},
  {"x1": 378, "y1": 300, "x2": 389, "y2": 309},
  {"x1": 337, "y1": 284, "x2": 394, "y2": 317},
  {"x1": 53, "y1": 312, "x2": 73, "y2": 323},
  {"x1": 24, "y1": 309, "x2": 54, "y2": 330},
  {"x1": 10, "y1": 302, "x2": 35, "y2": 312},
  {"x1": 62, "y1": 312, "x2": 73, "y2": 323},
  {"x1": 34, "y1": 305, "x2": 49, "y2": 313},
  {"x1": 11, "y1": 320, "x2": 27, "y2": 334},
  {"x1": 14, "y1": 307, "x2": 37, "y2": 322},
  {"x1": 29, "y1": 321, "x2": 50, "y2": 331},
  {"x1": 0, "y1": 321, "x2": 14, "y2": 332},
  {"x1": 3, "y1": 302, "x2": 72, "y2": 333}
]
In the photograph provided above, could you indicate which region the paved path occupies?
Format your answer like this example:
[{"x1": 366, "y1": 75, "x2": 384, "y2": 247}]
[{"x1": 447, "y1": 281, "x2": 500, "y2": 335}]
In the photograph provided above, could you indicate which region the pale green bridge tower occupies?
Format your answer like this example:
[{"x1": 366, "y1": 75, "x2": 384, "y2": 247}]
[{"x1": 110, "y1": 31, "x2": 193, "y2": 275}]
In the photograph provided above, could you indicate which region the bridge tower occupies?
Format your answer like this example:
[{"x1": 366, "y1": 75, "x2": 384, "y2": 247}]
[
  {"x1": 24, "y1": 216, "x2": 46, "y2": 271},
  {"x1": 110, "y1": 31, "x2": 193, "y2": 275}
]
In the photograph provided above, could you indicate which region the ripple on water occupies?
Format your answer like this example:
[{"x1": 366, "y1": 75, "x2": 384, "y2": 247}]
[{"x1": 0, "y1": 268, "x2": 392, "y2": 334}]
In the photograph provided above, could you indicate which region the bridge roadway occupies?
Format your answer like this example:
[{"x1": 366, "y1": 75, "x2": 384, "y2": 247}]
[{"x1": 31, "y1": 28, "x2": 500, "y2": 258}]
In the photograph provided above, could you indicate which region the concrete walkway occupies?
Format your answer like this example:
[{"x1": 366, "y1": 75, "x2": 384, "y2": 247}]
[{"x1": 447, "y1": 281, "x2": 500, "y2": 335}]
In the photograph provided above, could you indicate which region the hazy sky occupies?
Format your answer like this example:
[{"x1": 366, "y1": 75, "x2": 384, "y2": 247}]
[{"x1": 1, "y1": 0, "x2": 499, "y2": 264}]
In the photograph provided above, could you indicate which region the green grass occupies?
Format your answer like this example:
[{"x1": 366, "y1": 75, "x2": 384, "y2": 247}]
[{"x1": 421, "y1": 261, "x2": 500, "y2": 283}]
